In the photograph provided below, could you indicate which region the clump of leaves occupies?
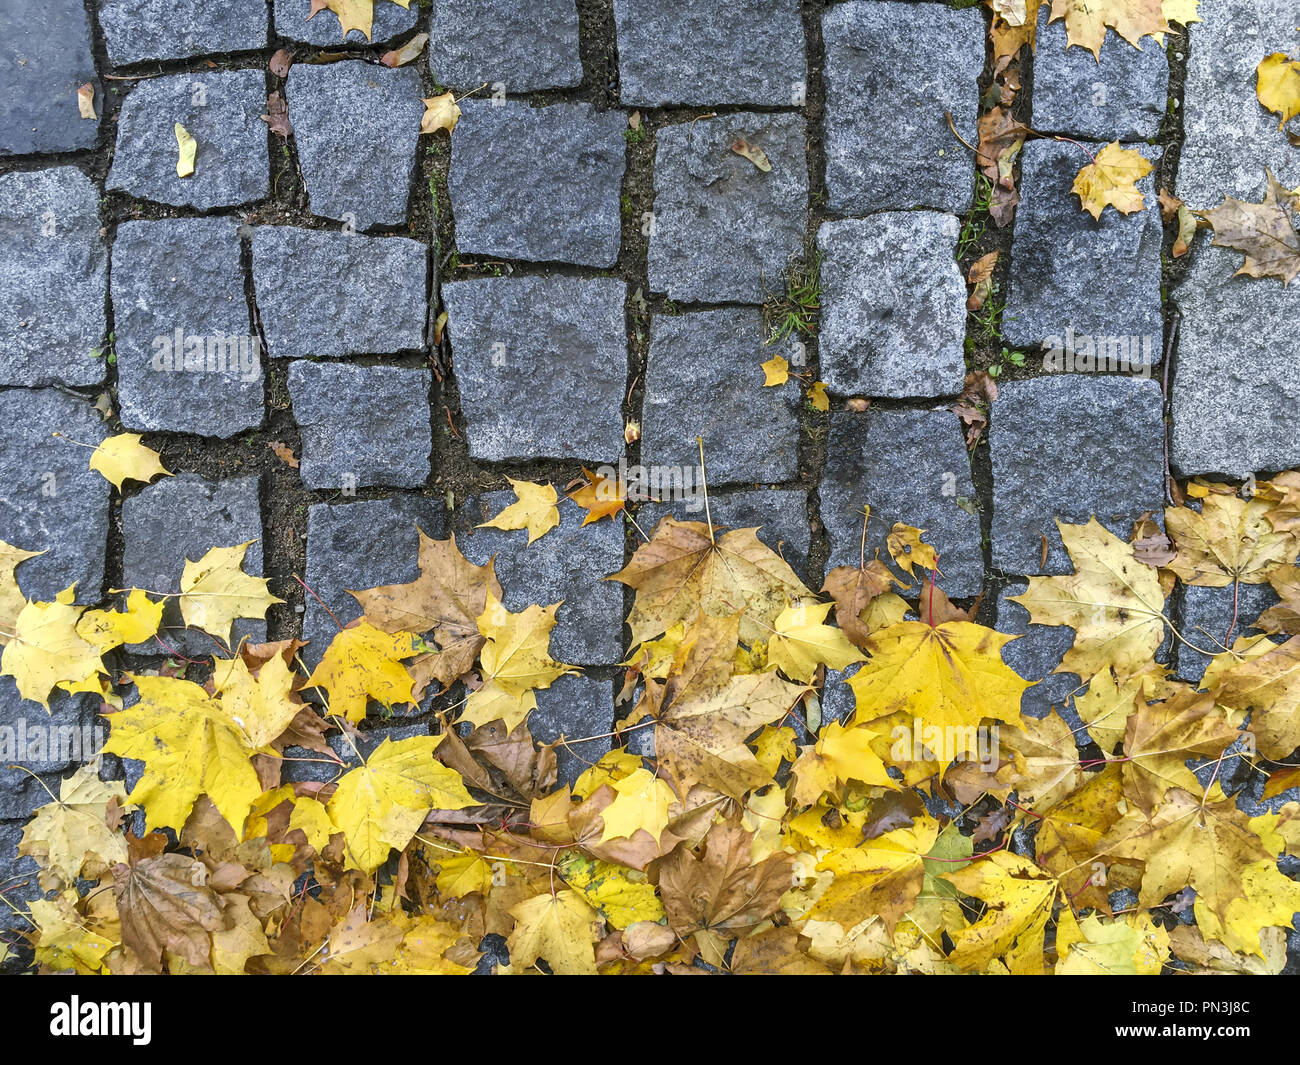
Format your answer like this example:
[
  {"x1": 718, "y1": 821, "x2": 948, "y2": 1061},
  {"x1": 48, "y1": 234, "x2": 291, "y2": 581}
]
[{"x1": 8, "y1": 458, "x2": 1300, "y2": 975}]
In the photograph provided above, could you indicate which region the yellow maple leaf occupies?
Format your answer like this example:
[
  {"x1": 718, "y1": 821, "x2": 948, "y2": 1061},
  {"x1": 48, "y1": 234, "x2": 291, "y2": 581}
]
[
  {"x1": 102, "y1": 673, "x2": 265, "y2": 833},
  {"x1": 809, "y1": 381, "x2": 830, "y2": 411},
  {"x1": 178, "y1": 542, "x2": 283, "y2": 646},
  {"x1": 478, "y1": 477, "x2": 560, "y2": 544},
  {"x1": 0, "y1": 586, "x2": 105, "y2": 709},
  {"x1": 210, "y1": 652, "x2": 303, "y2": 748},
  {"x1": 1164, "y1": 493, "x2": 1295, "y2": 587},
  {"x1": 19, "y1": 764, "x2": 130, "y2": 888},
  {"x1": 174, "y1": 122, "x2": 196, "y2": 177},
  {"x1": 767, "y1": 600, "x2": 865, "y2": 682},
  {"x1": 566, "y1": 466, "x2": 626, "y2": 525},
  {"x1": 1072, "y1": 141, "x2": 1152, "y2": 219},
  {"x1": 1049, "y1": 0, "x2": 1169, "y2": 59},
  {"x1": 76, "y1": 588, "x2": 164, "y2": 652},
  {"x1": 421, "y1": 91, "x2": 461, "y2": 134},
  {"x1": 944, "y1": 851, "x2": 1059, "y2": 974},
  {"x1": 1195, "y1": 859, "x2": 1300, "y2": 958},
  {"x1": 1055, "y1": 910, "x2": 1170, "y2": 975},
  {"x1": 0, "y1": 540, "x2": 42, "y2": 646},
  {"x1": 29, "y1": 896, "x2": 116, "y2": 975},
  {"x1": 475, "y1": 593, "x2": 573, "y2": 699},
  {"x1": 558, "y1": 853, "x2": 665, "y2": 929},
  {"x1": 848, "y1": 620, "x2": 1029, "y2": 750},
  {"x1": 810, "y1": 817, "x2": 940, "y2": 937},
  {"x1": 598, "y1": 768, "x2": 676, "y2": 843},
  {"x1": 761, "y1": 354, "x2": 789, "y2": 386},
  {"x1": 507, "y1": 889, "x2": 599, "y2": 975},
  {"x1": 1008, "y1": 517, "x2": 1167, "y2": 679},
  {"x1": 87, "y1": 433, "x2": 171, "y2": 491},
  {"x1": 327, "y1": 735, "x2": 474, "y2": 873},
  {"x1": 886, "y1": 523, "x2": 938, "y2": 579},
  {"x1": 791, "y1": 720, "x2": 893, "y2": 806},
  {"x1": 1257, "y1": 53, "x2": 1300, "y2": 130},
  {"x1": 305, "y1": 620, "x2": 418, "y2": 724}
]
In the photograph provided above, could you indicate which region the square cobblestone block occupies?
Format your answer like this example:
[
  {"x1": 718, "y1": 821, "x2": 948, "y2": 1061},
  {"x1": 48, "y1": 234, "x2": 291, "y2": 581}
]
[
  {"x1": 274, "y1": 0, "x2": 419, "y2": 45},
  {"x1": 0, "y1": 389, "x2": 108, "y2": 602},
  {"x1": 0, "y1": 168, "x2": 107, "y2": 387},
  {"x1": 449, "y1": 100, "x2": 625, "y2": 267},
  {"x1": 1030, "y1": 7, "x2": 1168, "y2": 141},
  {"x1": 0, "y1": 2, "x2": 99, "y2": 155},
  {"x1": 253, "y1": 228, "x2": 428, "y2": 359},
  {"x1": 107, "y1": 71, "x2": 269, "y2": 210},
  {"x1": 648, "y1": 112, "x2": 806, "y2": 304},
  {"x1": 989, "y1": 376, "x2": 1165, "y2": 575},
  {"x1": 1178, "y1": 0, "x2": 1299, "y2": 209},
  {"x1": 430, "y1": 0, "x2": 582, "y2": 91},
  {"x1": 817, "y1": 213, "x2": 967, "y2": 398},
  {"x1": 822, "y1": 1, "x2": 982, "y2": 215},
  {"x1": 288, "y1": 362, "x2": 432, "y2": 490},
  {"x1": 302, "y1": 496, "x2": 448, "y2": 668},
  {"x1": 613, "y1": 0, "x2": 805, "y2": 107},
  {"x1": 98, "y1": 0, "x2": 268, "y2": 65},
  {"x1": 641, "y1": 309, "x2": 799, "y2": 486},
  {"x1": 287, "y1": 61, "x2": 425, "y2": 230},
  {"x1": 1003, "y1": 139, "x2": 1163, "y2": 352},
  {"x1": 443, "y1": 276, "x2": 626, "y2": 463},
  {"x1": 530, "y1": 673, "x2": 614, "y2": 786},
  {"x1": 1171, "y1": 237, "x2": 1300, "y2": 478},
  {"x1": 822, "y1": 410, "x2": 983, "y2": 597},
  {"x1": 457, "y1": 494, "x2": 626, "y2": 666},
  {"x1": 111, "y1": 218, "x2": 263, "y2": 437},
  {"x1": 122, "y1": 474, "x2": 265, "y2": 657}
]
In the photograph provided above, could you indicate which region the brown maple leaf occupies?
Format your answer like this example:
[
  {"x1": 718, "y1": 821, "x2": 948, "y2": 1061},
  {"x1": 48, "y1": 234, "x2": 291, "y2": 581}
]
[{"x1": 1197, "y1": 169, "x2": 1300, "y2": 285}]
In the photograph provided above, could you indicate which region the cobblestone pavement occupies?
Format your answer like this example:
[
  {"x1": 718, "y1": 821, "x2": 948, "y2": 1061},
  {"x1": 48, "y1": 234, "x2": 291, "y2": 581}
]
[{"x1": 0, "y1": 0, "x2": 1298, "y2": 959}]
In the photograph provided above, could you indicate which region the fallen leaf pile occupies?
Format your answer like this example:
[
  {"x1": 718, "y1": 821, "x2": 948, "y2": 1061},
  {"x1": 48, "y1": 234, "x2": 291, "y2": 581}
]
[{"x1": 5, "y1": 463, "x2": 1300, "y2": 976}]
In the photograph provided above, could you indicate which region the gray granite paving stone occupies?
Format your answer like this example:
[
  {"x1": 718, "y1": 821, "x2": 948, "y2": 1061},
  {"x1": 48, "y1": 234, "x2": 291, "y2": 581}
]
[
  {"x1": 1178, "y1": 582, "x2": 1280, "y2": 685},
  {"x1": 97, "y1": 0, "x2": 269, "y2": 65},
  {"x1": 1171, "y1": 236, "x2": 1300, "y2": 478},
  {"x1": 1003, "y1": 140, "x2": 1163, "y2": 352},
  {"x1": 641, "y1": 309, "x2": 800, "y2": 487},
  {"x1": 821, "y1": 410, "x2": 983, "y2": 597},
  {"x1": 0, "y1": 682, "x2": 102, "y2": 821},
  {"x1": 253, "y1": 228, "x2": 428, "y2": 359},
  {"x1": 274, "y1": 0, "x2": 419, "y2": 45},
  {"x1": 288, "y1": 62, "x2": 424, "y2": 231},
  {"x1": 106, "y1": 71, "x2": 269, "y2": 210},
  {"x1": 449, "y1": 100, "x2": 624, "y2": 267},
  {"x1": 0, "y1": 818, "x2": 43, "y2": 965},
  {"x1": 989, "y1": 376, "x2": 1165, "y2": 575},
  {"x1": 0, "y1": 389, "x2": 108, "y2": 603},
  {"x1": 0, "y1": 168, "x2": 106, "y2": 388},
  {"x1": 529, "y1": 673, "x2": 614, "y2": 786},
  {"x1": 820, "y1": 665, "x2": 860, "y2": 727},
  {"x1": 638, "y1": 489, "x2": 811, "y2": 581},
  {"x1": 613, "y1": 0, "x2": 806, "y2": 107},
  {"x1": 822, "y1": 1, "x2": 982, "y2": 215},
  {"x1": 288, "y1": 362, "x2": 432, "y2": 490},
  {"x1": 457, "y1": 494, "x2": 625, "y2": 666},
  {"x1": 1178, "y1": 0, "x2": 1299, "y2": 209},
  {"x1": 817, "y1": 213, "x2": 967, "y2": 398},
  {"x1": 430, "y1": 0, "x2": 582, "y2": 92},
  {"x1": 121, "y1": 475, "x2": 265, "y2": 657},
  {"x1": 0, "y1": 2, "x2": 99, "y2": 156},
  {"x1": 302, "y1": 496, "x2": 448, "y2": 669},
  {"x1": 443, "y1": 276, "x2": 626, "y2": 463},
  {"x1": 1030, "y1": 7, "x2": 1168, "y2": 141},
  {"x1": 648, "y1": 112, "x2": 807, "y2": 304},
  {"x1": 111, "y1": 218, "x2": 263, "y2": 437},
  {"x1": 996, "y1": 583, "x2": 1085, "y2": 731}
]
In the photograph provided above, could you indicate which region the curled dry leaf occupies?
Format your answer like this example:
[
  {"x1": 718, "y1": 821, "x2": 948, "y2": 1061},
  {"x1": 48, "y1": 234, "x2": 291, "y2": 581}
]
[{"x1": 730, "y1": 137, "x2": 772, "y2": 172}]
